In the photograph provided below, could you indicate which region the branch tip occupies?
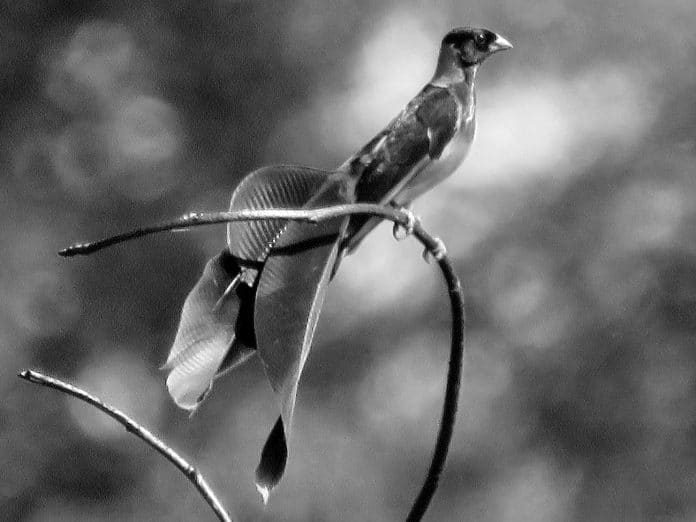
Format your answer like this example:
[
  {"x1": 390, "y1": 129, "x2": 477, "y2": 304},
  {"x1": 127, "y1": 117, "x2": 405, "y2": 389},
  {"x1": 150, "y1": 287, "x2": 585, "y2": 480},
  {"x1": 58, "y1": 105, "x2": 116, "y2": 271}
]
[{"x1": 18, "y1": 368, "x2": 233, "y2": 522}]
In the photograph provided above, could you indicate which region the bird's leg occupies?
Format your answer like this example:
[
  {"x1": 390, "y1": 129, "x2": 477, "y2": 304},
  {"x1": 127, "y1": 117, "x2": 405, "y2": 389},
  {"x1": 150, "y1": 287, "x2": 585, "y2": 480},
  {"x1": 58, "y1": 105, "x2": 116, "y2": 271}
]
[
  {"x1": 389, "y1": 202, "x2": 446, "y2": 262},
  {"x1": 392, "y1": 203, "x2": 418, "y2": 241},
  {"x1": 422, "y1": 237, "x2": 447, "y2": 263}
]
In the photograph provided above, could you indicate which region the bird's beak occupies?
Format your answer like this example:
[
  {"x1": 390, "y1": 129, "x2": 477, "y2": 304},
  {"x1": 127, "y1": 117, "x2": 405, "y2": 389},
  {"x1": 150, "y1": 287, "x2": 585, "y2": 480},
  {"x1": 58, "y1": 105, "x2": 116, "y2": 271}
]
[{"x1": 489, "y1": 34, "x2": 513, "y2": 53}]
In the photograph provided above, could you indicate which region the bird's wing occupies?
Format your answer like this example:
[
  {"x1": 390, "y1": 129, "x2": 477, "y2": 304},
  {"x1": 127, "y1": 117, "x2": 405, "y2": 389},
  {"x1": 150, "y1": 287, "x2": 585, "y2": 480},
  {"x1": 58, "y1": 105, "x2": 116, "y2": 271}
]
[
  {"x1": 353, "y1": 84, "x2": 459, "y2": 201},
  {"x1": 253, "y1": 176, "x2": 352, "y2": 497},
  {"x1": 336, "y1": 84, "x2": 460, "y2": 261}
]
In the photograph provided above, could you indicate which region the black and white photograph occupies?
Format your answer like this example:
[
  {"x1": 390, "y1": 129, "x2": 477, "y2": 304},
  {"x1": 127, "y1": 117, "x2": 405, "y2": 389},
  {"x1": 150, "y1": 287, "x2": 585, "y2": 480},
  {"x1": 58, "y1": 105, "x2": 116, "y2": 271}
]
[{"x1": 2, "y1": 1, "x2": 695, "y2": 520}]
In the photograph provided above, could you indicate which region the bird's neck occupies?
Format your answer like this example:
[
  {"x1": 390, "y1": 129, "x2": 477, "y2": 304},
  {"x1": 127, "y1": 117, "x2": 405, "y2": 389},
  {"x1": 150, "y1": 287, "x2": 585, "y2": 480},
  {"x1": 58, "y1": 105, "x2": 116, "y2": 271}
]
[{"x1": 431, "y1": 65, "x2": 478, "y2": 102}]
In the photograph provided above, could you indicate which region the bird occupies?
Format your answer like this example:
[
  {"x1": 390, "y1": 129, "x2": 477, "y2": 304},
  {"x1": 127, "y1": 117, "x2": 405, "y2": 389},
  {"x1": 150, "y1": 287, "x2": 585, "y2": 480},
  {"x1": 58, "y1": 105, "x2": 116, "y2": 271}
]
[{"x1": 161, "y1": 26, "x2": 512, "y2": 500}]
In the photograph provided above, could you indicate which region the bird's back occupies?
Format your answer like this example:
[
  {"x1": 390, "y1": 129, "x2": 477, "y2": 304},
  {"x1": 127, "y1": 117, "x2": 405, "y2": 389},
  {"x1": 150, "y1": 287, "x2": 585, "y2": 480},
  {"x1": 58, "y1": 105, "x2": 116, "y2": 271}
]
[{"x1": 339, "y1": 81, "x2": 475, "y2": 254}]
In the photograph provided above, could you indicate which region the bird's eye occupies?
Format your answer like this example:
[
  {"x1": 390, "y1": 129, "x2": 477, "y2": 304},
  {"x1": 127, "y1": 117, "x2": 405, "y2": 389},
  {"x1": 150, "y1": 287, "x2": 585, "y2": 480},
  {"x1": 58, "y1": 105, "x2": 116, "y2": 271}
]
[{"x1": 474, "y1": 33, "x2": 487, "y2": 49}]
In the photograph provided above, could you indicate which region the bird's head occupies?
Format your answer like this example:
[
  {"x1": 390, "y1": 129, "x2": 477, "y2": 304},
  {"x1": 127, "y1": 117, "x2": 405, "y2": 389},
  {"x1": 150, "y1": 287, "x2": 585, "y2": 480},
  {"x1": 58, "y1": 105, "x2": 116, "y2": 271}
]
[{"x1": 433, "y1": 27, "x2": 512, "y2": 84}]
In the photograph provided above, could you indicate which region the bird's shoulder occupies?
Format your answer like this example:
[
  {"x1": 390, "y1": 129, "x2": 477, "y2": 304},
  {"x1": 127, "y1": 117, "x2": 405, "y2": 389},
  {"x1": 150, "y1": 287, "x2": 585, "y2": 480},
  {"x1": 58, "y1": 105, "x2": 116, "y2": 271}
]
[
  {"x1": 411, "y1": 83, "x2": 460, "y2": 127},
  {"x1": 392, "y1": 83, "x2": 461, "y2": 148},
  {"x1": 353, "y1": 83, "x2": 461, "y2": 171},
  {"x1": 412, "y1": 83, "x2": 461, "y2": 159}
]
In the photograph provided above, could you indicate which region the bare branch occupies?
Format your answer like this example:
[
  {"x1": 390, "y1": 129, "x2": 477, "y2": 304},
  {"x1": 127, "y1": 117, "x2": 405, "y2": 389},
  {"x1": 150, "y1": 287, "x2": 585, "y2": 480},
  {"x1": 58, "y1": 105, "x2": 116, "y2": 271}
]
[
  {"x1": 57, "y1": 204, "x2": 466, "y2": 521},
  {"x1": 17, "y1": 370, "x2": 234, "y2": 522},
  {"x1": 404, "y1": 232, "x2": 465, "y2": 521},
  {"x1": 58, "y1": 205, "x2": 408, "y2": 257}
]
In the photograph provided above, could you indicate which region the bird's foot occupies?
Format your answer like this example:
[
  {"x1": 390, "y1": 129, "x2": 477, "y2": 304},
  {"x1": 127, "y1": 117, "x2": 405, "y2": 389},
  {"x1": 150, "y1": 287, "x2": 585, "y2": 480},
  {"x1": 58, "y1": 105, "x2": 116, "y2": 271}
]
[
  {"x1": 422, "y1": 237, "x2": 447, "y2": 263},
  {"x1": 392, "y1": 206, "x2": 418, "y2": 241}
]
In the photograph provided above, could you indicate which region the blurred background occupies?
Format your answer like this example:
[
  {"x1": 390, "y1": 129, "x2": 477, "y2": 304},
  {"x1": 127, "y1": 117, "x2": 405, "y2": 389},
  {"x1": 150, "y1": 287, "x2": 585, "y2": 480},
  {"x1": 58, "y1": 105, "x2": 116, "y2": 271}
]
[{"x1": 2, "y1": 0, "x2": 696, "y2": 520}]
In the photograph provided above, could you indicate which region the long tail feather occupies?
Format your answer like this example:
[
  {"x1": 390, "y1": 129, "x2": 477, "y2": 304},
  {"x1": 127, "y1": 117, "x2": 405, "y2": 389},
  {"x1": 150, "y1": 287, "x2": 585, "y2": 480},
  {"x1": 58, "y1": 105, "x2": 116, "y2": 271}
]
[
  {"x1": 253, "y1": 177, "x2": 350, "y2": 497},
  {"x1": 164, "y1": 251, "x2": 255, "y2": 410}
]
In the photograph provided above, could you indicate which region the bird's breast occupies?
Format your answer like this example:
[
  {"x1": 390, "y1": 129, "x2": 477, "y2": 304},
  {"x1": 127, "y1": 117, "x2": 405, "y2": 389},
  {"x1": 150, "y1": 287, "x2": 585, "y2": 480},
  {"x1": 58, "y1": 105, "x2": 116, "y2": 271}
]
[{"x1": 394, "y1": 115, "x2": 475, "y2": 205}]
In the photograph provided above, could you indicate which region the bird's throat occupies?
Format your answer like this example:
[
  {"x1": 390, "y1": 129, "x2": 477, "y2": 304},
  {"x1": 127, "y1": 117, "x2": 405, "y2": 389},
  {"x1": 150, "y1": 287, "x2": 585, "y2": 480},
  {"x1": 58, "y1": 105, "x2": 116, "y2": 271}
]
[{"x1": 432, "y1": 64, "x2": 478, "y2": 93}]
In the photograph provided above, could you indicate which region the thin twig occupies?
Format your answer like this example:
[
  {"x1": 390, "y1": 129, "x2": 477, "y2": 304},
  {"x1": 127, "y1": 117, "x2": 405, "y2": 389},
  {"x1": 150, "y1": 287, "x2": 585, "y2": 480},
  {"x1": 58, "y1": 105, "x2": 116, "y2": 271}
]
[
  {"x1": 17, "y1": 370, "x2": 233, "y2": 522},
  {"x1": 59, "y1": 205, "x2": 406, "y2": 257},
  {"x1": 58, "y1": 205, "x2": 466, "y2": 521}
]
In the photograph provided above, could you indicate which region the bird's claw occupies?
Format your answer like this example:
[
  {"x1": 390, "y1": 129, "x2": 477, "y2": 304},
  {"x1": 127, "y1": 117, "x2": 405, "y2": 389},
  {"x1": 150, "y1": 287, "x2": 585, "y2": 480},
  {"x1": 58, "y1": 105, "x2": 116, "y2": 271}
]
[
  {"x1": 422, "y1": 237, "x2": 447, "y2": 263},
  {"x1": 392, "y1": 208, "x2": 418, "y2": 241}
]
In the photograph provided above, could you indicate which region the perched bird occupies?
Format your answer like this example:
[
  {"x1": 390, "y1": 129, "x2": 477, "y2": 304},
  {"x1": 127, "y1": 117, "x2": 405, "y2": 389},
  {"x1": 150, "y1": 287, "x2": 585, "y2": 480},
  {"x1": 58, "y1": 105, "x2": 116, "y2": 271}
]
[{"x1": 162, "y1": 26, "x2": 512, "y2": 500}]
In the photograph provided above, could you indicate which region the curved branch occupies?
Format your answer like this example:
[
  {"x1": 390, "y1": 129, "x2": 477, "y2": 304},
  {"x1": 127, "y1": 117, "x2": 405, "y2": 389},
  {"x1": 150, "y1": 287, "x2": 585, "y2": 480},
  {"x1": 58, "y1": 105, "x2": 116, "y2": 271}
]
[
  {"x1": 58, "y1": 205, "x2": 466, "y2": 521},
  {"x1": 17, "y1": 370, "x2": 233, "y2": 522},
  {"x1": 405, "y1": 228, "x2": 465, "y2": 521}
]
